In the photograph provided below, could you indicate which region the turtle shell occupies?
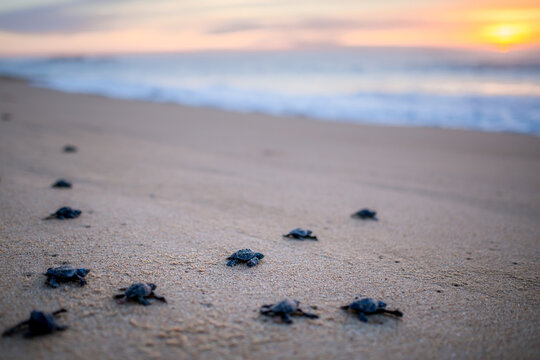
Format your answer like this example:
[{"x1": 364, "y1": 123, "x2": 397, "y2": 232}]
[
  {"x1": 125, "y1": 283, "x2": 154, "y2": 298},
  {"x1": 352, "y1": 209, "x2": 377, "y2": 219},
  {"x1": 270, "y1": 299, "x2": 299, "y2": 314},
  {"x1": 28, "y1": 311, "x2": 59, "y2": 334},
  {"x1": 231, "y1": 249, "x2": 256, "y2": 261},
  {"x1": 46, "y1": 266, "x2": 77, "y2": 278},
  {"x1": 52, "y1": 179, "x2": 72, "y2": 188},
  {"x1": 53, "y1": 207, "x2": 81, "y2": 219},
  {"x1": 349, "y1": 298, "x2": 386, "y2": 313},
  {"x1": 289, "y1": 228, "x2": 311, "y2": 237}
]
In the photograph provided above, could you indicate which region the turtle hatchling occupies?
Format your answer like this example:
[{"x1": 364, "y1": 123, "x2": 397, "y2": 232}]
[
  {"x1": 283, "y1": 228, "x2": 318, "y2": 240},
  {"x1": 63, "y1": 145, "x2": 77, "y2": 153},
  {"x1": 351, "y1": 209, "x2": 378, "y2": 220},
  {"x1": 2, "y1": 309, "x2": 67, "y2": 338},
  {"x1": 52, "y1": 179, "x2": 72, "y2": 188},
  {"x1": 114, "y1": 283, "x2": 167, "y2": 305},
  {"x1": 260, "y1": 299, "x2": 319, "y2": 324},
  {"x1": 341, "y1": 297, "x2": 403, "y2": 322},
  {"x1": 44, "y1": 207, "x2": 81, "y2": 220},
  {"x1": 44, "y1": 265, "x2": 90, "y2": 288},
  {"x1": 226, "y1": 249, "x2": 264, "y2": 267}
]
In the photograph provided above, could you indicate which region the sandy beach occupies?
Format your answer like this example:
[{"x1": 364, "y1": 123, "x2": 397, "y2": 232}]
[{"x1": 0, "y1": 77, "x2": 539, "y2": 359}]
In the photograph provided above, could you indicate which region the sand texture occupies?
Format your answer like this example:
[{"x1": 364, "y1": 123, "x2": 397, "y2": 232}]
[{"x1": 0, "y1": 78, "x2": 539, "y2": 359}]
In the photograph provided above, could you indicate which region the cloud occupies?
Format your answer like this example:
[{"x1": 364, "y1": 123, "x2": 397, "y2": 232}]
[
  {"x1": 290, "y1": 39, "x2": 342, "y2": 49},
  {"x1": 0, "y1": 1, "x2": 114, "y2": 33},
  {"x1": 206, "y1": 17, "x2": 429, "y2": 35},
  {"x1": 0, "y1": 1, "x2": 431, "y2": 37},
  {"x1": 299, "y1": 18, "x2": 427, "y2": 30},
  {"x1": 207, "y1": 21, "x2": 263, "y2": 34}
]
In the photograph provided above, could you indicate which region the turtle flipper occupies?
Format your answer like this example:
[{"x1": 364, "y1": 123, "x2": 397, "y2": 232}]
[
  {"x1": 226, "y1": 259, "x2": 239, "y2": 267},
  {"x1": 77, "y1": 276, "x2": 87, "y2": 286},
  {"x1": 378, "y1": 309, "x2": 403, "y2": 318},
  {"x1": 2, "y1": 320, "x2": 29, "y2": 337},
  {"x1": 137, "y1": 296, "x2": 151, "y2": 306},
  {"x1": 297, "y1": 309, "x2": 319, "y2": 319},
  {"x1": 152, "y1": 293, "x2": 167, "y2": 303},
  {"x1": 247, "y1": 257, "x2": 259, "y2": 267},
  {"x1": 46, "y1": 277, "x2": 59, "y2": 288},
  {"x1": 52, "y1": 309, "x2": 67, "y2": 316},
  {"x1": 357, "y1": 312, "x2": 369, "y2": 322},
  {"x1": 281, "y1": 313, "x2": 293, "y2": 324}
]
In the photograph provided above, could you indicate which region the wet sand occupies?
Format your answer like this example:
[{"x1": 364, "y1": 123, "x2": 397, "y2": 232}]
[{"x1": 0, "y1": 77, "x2": 539, "y2": 359}]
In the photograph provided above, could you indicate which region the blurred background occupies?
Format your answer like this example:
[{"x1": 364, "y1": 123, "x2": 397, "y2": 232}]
[{"x1": 0, "y1": 0, "x2": 539, "y2": 133}]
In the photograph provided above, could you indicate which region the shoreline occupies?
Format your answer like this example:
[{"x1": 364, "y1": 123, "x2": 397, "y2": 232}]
[
  {"x1": 0, "y1": 73, "x2": 538, "y2": 137},
  {"x1": 0, "y1": 78, "x2": 539, "y2": 359}
]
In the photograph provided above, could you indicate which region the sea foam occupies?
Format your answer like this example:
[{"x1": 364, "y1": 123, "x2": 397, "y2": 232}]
[{"x1": 0, "y1": 48, "x2": 539, "y2": 134}]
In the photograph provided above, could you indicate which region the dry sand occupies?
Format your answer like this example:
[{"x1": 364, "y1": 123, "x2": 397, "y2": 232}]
[{"x1": 0, "y1": 77, "x2": 539, "y2": 359}]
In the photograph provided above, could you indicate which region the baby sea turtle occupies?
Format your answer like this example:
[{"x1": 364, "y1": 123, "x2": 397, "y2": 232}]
[
  {"x1": 63, "y1": 145, "x2": 77, "y2": 153},
  {"x1": 260, "y1": 299, "x2": 319, "y2": 324},
  {"x1": 226, "y1": 249, "x2": 264, "y2": 267},
  {"x1": 51, "y1": 179, "x2": 72, "y2": 188},
  {"x1": 351, "y1": 209, "x2": 378, "y2": 220},
  {"x1": 341, "y1": 297, "x2": 403, "y2": 322},
  {"x1": 44, "y1": 207, "x2": 81, "y2": 220},
  {"x1": 44, "y1": 265, "x2": 90, "y2": 288},
  {"x1": 114, "y1": 283, "x2": 167, "y2": 305},
  {"x1": 2, "y1": 309, "x2": 67, "y2": 338},
  {"x1": 283, "y1": 228, "x2": 318, "y2": 241}
]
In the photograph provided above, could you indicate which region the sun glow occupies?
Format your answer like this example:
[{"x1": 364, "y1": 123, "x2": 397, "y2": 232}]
[{"x1": 483, "y1": 23, "x2": 531, "y2": 50}]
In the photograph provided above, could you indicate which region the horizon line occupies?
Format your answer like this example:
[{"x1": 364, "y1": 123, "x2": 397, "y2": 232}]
[{"x1": 1, "y1": 43, "x2": 539, "y2": 58}]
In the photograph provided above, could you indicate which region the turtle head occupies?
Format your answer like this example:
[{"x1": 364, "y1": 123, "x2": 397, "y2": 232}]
[
  {"x1": 147, "y1": 283, "x2": 157, "y2": 290},
  {"x1": 377, "y1": 300, "x2": 387, "y2": 309},
  {"x1": 77, "y1": 268, "x2": 90, "y2": 276},
  {"x1": 255, "y1": 253, "x2": 265, "y2": 259}
]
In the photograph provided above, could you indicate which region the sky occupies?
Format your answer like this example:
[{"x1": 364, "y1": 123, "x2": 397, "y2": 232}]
[{"x1": 0, "y1": 0, "x2": 539, "y2": 55}]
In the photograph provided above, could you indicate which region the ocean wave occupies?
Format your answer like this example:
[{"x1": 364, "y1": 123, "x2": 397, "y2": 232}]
[
  {"x1": 0, "y1": 49, "x2": 539, "y2": 134},
  {"x1": 32, "y1": 77, "x2": 540, "y2": 134}
]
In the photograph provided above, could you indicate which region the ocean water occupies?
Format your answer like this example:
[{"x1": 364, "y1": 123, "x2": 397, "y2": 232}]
[{"x1": 0, "y1": 47, "x2": 539, "y2": 134}]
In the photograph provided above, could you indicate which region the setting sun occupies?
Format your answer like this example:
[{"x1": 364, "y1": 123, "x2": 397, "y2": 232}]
[{"x1": 482, "y1": 23, "x2": 533, "y2": 50}]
